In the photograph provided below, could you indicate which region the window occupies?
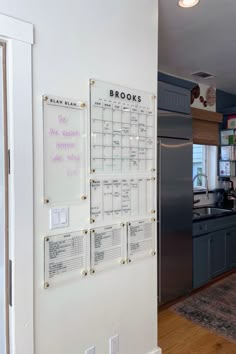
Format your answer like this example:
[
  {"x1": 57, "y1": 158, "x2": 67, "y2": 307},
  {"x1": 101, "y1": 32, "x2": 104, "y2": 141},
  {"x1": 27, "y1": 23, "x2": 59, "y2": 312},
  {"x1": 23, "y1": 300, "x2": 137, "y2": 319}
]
[{"x1": 193, "y1": 144, "x2": 218, "y2": 190}]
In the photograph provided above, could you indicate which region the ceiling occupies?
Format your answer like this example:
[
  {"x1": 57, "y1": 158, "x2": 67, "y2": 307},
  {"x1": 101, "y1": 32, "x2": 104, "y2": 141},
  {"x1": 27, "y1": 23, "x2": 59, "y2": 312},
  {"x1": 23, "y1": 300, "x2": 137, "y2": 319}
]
[{"x1": 159, "y1": 0, "x2": 236, "y2": 94}]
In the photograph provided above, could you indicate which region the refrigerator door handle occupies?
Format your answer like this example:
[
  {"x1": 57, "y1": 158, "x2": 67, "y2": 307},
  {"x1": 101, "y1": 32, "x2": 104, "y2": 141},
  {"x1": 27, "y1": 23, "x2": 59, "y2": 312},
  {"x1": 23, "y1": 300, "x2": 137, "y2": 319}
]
[{"x1": 157, "y1": 140, "x2": 162, "y2": 304}]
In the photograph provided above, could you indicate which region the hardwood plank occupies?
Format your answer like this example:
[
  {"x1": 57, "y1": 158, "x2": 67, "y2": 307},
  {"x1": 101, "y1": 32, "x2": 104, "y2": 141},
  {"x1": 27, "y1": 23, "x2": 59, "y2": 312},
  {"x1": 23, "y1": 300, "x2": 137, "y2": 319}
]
[{"x1": 158, "y1": 309, "x2": 236, "y2": 354}]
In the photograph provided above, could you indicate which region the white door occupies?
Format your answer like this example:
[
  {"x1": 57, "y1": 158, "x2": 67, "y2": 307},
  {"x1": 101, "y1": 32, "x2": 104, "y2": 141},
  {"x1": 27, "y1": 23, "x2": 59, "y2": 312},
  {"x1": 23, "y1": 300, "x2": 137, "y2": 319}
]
[{"x1": 0, "y1": 41, "x2": 9, "y2": 354}]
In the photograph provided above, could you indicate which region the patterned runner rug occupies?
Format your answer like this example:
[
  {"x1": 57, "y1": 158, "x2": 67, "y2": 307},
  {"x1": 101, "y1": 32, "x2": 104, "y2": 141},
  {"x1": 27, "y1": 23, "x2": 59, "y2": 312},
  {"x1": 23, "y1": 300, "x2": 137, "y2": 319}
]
[{"x1": 171, "y1": 273, "x2": 236, "y2": 343}]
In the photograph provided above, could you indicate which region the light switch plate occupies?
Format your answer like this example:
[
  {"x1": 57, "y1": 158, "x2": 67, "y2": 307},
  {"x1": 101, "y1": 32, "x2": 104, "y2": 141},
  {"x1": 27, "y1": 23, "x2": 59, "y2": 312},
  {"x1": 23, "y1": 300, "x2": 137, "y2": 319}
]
[
  {"x1": 85, "y1": 346, "x2": 95, "y2": 354},
  {"x1": 109, "y1": 334, "x2": 119, "y2": 354},
  {"x1": 49, "y1": 207, "x2": 69, "y2": 229}
]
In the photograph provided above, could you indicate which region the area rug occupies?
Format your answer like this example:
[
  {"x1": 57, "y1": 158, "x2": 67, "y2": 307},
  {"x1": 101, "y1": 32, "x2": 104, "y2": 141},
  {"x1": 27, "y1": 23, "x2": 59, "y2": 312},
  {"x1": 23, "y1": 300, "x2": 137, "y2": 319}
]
[{"x1": 171, "y1": 273, "x2": 236, "y2": 343}]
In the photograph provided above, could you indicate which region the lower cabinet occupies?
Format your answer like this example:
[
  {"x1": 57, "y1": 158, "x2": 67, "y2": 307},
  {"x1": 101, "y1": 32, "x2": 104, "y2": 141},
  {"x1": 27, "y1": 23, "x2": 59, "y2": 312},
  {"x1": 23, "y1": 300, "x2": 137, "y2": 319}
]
[
  {"x1": 193, "y1": 235, "x2": 211, "y2": 289},
  {"x1": 193, "y1": 226, "x2": 236, "y2": 289},
  {"x1": 226, "y1": 227, "x2": 236, "y2": 269},
  {"x1": 210, "y1": 230, "x2": 226, "y2": 278}
]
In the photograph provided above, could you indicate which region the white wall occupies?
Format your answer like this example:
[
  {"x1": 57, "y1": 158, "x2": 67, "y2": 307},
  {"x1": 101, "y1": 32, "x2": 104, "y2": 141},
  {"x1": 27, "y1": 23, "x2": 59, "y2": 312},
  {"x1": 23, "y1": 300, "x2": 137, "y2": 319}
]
[{"x1": 0, "y1": 1, "x2": 158, "y2": 354}]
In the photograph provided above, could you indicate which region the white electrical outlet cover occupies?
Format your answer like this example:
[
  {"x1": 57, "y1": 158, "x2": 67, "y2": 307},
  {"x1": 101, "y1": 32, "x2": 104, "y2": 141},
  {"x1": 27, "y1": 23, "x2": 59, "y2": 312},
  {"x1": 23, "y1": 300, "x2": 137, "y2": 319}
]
[
  {"x1": 109, "y1": 334, "x2": 119, "y2": 354},
  {"x1": 148, "y1": 349, "x2": 162, "y2": 354},
  {"x1": 85, "y1": 346, "x2": 95, "y2": 354}
]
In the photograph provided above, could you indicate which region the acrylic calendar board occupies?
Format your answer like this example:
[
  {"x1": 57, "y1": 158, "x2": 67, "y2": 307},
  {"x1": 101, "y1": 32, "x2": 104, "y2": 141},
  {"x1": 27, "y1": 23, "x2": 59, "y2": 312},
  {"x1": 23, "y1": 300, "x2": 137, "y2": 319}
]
[
  {"x1": 43, "y1": 95, "x2": 87, "y2": 204},
  {"x1": 90, "y1": 80, "x2": 156, "y2": 174},
  {"x1": 90, "y1": 177, "x2": 155, "y2": 224}
]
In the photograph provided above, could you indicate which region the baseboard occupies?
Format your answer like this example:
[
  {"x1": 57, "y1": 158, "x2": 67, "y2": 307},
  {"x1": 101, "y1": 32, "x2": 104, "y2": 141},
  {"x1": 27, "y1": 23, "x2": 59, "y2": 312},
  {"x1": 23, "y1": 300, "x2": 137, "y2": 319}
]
[{"x1": 148, "y1": 347, "x2": 162, "y2": 354}]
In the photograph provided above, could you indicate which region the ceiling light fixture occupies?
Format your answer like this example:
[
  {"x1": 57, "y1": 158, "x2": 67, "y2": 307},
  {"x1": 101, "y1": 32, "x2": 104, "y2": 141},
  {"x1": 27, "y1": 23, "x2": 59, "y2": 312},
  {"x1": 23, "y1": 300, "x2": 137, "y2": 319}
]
[{"x1": 178, "y1": 0, "x2": 200, "y2": 8}]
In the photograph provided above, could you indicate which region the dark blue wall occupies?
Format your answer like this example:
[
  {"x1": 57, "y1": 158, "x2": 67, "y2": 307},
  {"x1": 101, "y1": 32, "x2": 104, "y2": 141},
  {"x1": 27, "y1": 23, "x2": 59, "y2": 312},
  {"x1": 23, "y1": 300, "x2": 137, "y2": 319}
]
[
  {"x1": 158, "y1": 72, "x2": 196, "y2": 90},
  {"x1": 216, "y1": 89, "x2": 236, "y2": 112},
  {"x1": 158, "y1": 71, "x2": 236, "y2": 113}
]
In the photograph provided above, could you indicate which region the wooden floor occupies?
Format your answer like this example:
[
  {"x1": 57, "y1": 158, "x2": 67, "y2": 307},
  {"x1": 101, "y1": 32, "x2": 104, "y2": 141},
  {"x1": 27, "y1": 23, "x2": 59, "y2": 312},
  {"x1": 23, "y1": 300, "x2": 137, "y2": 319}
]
[{"x1": 158, "y1": 309, "x2": 236, "y2": 354}]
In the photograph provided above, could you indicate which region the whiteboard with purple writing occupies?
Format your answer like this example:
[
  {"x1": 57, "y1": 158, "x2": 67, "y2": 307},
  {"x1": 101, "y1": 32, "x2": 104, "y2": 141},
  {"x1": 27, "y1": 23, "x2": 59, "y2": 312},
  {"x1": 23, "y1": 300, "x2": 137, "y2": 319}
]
[{"x1": 43, "y1": 95, "x2": 87, "y2": 203}]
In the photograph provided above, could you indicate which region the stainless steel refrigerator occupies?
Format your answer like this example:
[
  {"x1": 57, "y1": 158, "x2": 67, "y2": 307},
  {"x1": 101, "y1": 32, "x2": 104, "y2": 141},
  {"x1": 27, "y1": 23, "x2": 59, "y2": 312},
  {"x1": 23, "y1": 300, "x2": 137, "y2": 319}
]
[{"x1": 158, "y1": 110, "x2": 193, "y2": 305}]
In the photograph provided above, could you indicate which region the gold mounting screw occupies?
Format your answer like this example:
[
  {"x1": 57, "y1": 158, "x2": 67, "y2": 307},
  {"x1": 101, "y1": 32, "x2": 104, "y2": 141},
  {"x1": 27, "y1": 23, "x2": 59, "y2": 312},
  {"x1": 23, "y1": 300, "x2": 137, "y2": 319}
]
[
  {"x1": 82, "y1": 230, "x2": 88, "y2": 235},
  {"x1": 150, "y1": 250, "x2": 156, "y2": 256},
  {"x1": 90, "y1": 269, "x2": 95, "y2": 275},
  {"x1": 91, "y1": 179, "x2": 96, "y2": 183},
  {"x1": 120, "y1": 223, "x2": 125, "y2": 227},
  {"x1": 120, "y1": 259, "x2": 125, "y2": 265},
  {"x1": 44, "y1": 282, "x2": 50, "y2": 289},
  {"x1": 80, "y1": 102, "x2": 86, "y2": 108},
  {"x1": 127, "y1": 259, "x2": 132, "y2": 264},
  {"x1": 45, "y1": 237, "x2": 49, "y2": 242},
  {"x1": 43, "y1": 96, "x2": 48, "y2": 102},
  {"x1": 90, "y1": 218, "x2": 95, "y2": 224},
  {"x1": 151, "y1": 95, "x2": 156, "y2": 100},
  {"x1": 91, "y1": 169, "x2": 96, "y2": 173},
  {"x1": 151, "y1": 168, "x2": 156, "y2": 172},
  {"x1": 92, "y1": 229, "x2": 95, "y2": 233},
  {"x1": 44, "y1": 199, "x2": 49, "y2": 204},
  {"x1": 81, "y1": 195, "x2": 87, "y2": 200},
  {"x1": 151, "y1": 177, "x2": 156, "y2": 181},
  {"x1": 151, "y1": 218, "x2": 156, "y2": 222},
  {"x1": 151, "y1": 209, "x2": 156, "y2": 214},
  {"x1": 81, "y1": 270, "x2": 88, "y2": 277},
  {"x1": 90, "y1": 80, "x2": 95, "y2": 85}
]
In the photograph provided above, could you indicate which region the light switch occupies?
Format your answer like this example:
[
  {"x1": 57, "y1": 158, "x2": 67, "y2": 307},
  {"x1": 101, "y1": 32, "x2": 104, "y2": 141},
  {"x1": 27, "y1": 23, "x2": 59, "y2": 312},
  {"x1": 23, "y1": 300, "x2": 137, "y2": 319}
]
[
  {"x1": 53, "y1": 211, "x2": 60, "y2": 225},
  {"x1": 109, "y1": 334, "x2": 119, "y2": 354},
  {"x1": 50, "y1": 207, "x2": 69, "y2": 229},
  {"x1": 60, "y1": 210, "x2": 67, "y2": 224},
  {"x1": 85, "y1": 346, "x2": 95, "y2": 354}
]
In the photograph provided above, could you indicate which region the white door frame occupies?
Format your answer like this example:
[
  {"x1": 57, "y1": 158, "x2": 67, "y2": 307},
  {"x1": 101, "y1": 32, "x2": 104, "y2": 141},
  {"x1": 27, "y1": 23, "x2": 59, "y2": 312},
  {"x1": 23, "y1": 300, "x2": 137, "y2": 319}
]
[{"x1": 0, "y1": 13, "x2": 34, "y2": 354}]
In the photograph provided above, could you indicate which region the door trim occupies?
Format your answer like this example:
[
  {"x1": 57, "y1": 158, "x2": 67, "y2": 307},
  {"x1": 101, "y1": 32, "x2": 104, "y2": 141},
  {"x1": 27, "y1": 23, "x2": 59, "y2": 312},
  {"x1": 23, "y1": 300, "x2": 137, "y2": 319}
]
[
  {"x1": 0, "y1": 14, "x2": 34, "y2": 354},
  {"x1": 0, "y1": 39, "x2": 10, "y2": 354}
]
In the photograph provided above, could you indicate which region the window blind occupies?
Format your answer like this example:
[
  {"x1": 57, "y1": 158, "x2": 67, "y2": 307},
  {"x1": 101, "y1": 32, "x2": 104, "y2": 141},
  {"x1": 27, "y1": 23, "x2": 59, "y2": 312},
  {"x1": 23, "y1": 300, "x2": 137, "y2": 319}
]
[{"x1": 191, "y1": 107, "x2": 223, "y2": 146}]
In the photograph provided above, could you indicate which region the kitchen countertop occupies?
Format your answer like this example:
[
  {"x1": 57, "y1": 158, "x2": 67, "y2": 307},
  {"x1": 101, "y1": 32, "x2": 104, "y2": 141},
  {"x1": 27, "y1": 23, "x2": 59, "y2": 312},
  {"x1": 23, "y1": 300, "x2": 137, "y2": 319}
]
[{"x1": 192, "y1": 206, "x2": 236, "y2": 222}]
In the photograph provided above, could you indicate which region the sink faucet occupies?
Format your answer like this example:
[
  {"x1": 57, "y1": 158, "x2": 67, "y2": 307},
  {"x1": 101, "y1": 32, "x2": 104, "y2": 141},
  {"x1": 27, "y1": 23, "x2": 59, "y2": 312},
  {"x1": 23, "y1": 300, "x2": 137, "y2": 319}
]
[{"x1": 193, "y1": 173, "x2": 209, "y2": 200}]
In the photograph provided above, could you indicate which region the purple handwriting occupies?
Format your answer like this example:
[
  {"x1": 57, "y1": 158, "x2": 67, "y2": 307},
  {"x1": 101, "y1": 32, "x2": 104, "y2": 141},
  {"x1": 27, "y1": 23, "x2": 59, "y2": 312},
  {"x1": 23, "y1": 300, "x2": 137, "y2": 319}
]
[
  {"x1": 62, "y1": 130, "x2": 80, "y2": 137},
  {"x1": 56, "y1": 142, "x2": 75, "y2": 149},
  {"x1": 51, "y1": 154, "x2": 64, "y2": 162},
  {"x1": 49, "y1": 128, "x2": 59, "y2": 136},
  {"x1": 67, "y1": 154, "x2": 80, "y2": 161},
  {"x1": 58, "y1": 115, "x2": 68, "y2": 124}
]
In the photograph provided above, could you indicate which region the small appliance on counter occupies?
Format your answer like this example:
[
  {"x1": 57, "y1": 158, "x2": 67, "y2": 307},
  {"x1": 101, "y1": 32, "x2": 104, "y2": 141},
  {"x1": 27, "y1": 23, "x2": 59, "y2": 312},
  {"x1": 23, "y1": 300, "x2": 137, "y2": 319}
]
[
  {"x1": 218, "y1": 177, "x2": 234, "y2": 192},
  {"x1": 213, "y1": 188, "x2": 226, "y2": 208},
  {"x1": 214, "y1": 177, "x2": 236, "y2": 209}
]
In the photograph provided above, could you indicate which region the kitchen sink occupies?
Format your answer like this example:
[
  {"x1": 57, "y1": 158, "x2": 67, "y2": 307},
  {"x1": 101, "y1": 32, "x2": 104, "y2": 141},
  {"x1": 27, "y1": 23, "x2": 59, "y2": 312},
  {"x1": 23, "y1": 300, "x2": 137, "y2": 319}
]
[{"x1": 193, "y1": 207, "x2": 232, "y2": 218}]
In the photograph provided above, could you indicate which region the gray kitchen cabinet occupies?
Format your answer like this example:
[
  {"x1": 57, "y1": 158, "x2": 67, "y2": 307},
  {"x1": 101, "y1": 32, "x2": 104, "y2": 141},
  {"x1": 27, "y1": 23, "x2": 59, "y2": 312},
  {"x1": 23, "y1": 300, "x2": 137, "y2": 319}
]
[
  {"x1": 193, "y1": 215, "x2": 236, "y2": 289},
  {"x1": 210, "y1": 231, "x2": 227, "y2": 278},
  {"x1": 158, "y1": 82, "x2": 191, "y2": 114},
  {"x1": 193, "y1": 235, "x2": 211, "y2": 289},
  {"x1": 226, "y1": 227, "x2": 236, "y2": 269}
]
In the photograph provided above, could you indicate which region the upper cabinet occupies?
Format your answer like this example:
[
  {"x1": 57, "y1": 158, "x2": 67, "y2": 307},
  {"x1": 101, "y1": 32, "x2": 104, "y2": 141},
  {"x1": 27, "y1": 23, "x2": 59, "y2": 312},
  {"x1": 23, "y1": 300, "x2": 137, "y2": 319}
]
[{"x1": 158, "y1": 81, "x2": 191, "y2": 114}]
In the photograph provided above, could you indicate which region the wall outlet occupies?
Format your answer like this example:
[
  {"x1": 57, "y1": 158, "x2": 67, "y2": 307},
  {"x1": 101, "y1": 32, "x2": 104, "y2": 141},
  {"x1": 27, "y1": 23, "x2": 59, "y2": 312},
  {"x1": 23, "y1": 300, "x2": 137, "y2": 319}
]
[
  {"x1": 85, "y1": 346, "x2": 95, "y2": 354},
  {"x1": 109, "y1": 334, "x2": 119, "y2": 354}
]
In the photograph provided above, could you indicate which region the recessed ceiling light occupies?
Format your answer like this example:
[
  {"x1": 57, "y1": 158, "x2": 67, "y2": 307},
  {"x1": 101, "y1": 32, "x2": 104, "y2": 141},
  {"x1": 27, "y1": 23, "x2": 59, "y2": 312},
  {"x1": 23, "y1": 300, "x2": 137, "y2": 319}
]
[{"x1": 178, "y1": 0, "x2": 200, "y2": 8}]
